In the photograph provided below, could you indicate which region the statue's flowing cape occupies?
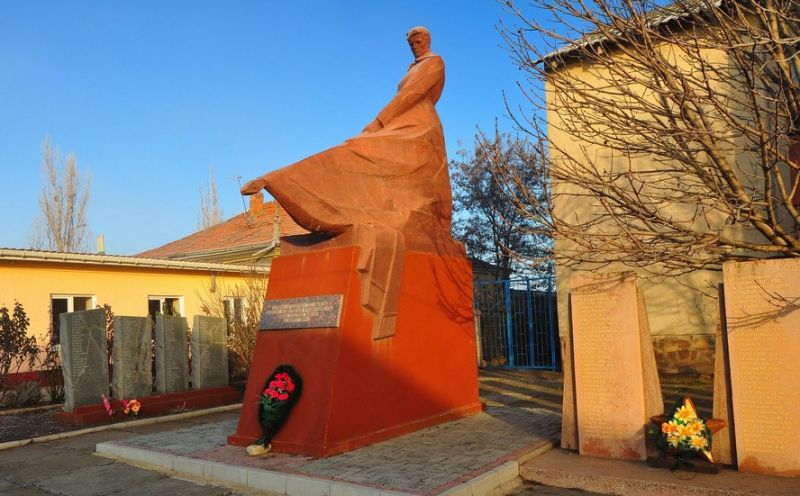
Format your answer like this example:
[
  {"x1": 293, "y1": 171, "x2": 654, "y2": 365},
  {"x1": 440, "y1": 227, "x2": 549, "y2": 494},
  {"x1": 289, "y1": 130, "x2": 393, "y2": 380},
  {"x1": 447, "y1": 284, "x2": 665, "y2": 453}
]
[{"x1": 263, "y1": 54, "x2": 451, "y2": 238}]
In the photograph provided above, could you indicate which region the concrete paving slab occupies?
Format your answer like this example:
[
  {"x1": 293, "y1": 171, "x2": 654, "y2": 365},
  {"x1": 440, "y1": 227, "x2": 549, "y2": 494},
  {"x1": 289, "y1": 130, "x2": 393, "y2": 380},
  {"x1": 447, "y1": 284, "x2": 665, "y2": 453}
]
[
  {"x1": 0, "y1": 482, "x2": 55, "y2": 496},
  {"x1": 520, "y1": 448, "x2": 800, "y2": 496},
  {"x1": 35, "y1": 463, "x2": 167, "y2": 496},
  {"x1": 246, "y1": 466, "x2": 288, "y2": 494},
  {"x1": 3, "y1": 448, "x2": 114, "y2": 482},
  {"x1": 507, "y1": 482, "x2": 603, "y2": 495},
  {"x1": 0, "y1": 442, "x2": 53, "y2": 465},
  {"x1": 183, "y1": 410, "x2": 243, "y2": 425},
  {"x1": 45, "y1": 428, "x2": 140, "y2": 452},
  {"x1": 108, "y1": 475, "x2": 235, "y2": 496},
  {"x1": 96, "y1": 405, "x2": 561, "y2": 496}
]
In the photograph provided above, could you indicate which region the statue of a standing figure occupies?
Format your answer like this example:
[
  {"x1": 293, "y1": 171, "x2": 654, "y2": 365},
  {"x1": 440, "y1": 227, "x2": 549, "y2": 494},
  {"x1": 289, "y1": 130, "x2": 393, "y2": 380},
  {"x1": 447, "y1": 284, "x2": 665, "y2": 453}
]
[{"x1": 241, "y1": 27, "x2": 459, "y2": 339}]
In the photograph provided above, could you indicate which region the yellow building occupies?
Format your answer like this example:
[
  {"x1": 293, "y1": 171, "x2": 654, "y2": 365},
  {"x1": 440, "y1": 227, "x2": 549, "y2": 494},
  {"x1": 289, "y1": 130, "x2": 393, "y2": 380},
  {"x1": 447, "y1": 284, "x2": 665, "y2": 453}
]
[{"x1": 0, "y1": 248, "x2": 267, "y2": 356}]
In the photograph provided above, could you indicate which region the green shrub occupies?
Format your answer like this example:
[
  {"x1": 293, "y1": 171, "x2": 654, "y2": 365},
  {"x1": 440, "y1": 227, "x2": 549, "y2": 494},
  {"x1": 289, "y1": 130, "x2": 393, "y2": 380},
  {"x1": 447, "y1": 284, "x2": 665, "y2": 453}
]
[{"x1": 0, "y1": 302, "x2": 39, "y2": 405}]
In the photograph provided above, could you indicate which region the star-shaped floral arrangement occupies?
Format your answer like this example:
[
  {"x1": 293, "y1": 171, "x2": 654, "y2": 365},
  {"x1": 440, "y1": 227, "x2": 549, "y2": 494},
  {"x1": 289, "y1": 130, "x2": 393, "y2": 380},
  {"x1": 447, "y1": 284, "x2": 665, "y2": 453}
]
[{"x1": 651, "y1": 396, "x2": 725, "y2": 463}]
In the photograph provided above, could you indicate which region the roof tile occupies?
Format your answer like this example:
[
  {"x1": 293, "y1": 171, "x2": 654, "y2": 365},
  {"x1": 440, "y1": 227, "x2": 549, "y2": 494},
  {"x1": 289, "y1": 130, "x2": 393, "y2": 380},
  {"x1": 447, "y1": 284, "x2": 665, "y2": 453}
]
[{"x1": 137, "y1": 195, "x2": 308, "y2": 259}]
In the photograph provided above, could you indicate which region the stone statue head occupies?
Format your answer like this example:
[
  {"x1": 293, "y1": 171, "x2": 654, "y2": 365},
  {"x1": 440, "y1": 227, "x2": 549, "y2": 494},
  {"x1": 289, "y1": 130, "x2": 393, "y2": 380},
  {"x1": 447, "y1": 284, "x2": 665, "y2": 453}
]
[{"x1": 406, "y1": 26, "x2": 431, "y2": 59}]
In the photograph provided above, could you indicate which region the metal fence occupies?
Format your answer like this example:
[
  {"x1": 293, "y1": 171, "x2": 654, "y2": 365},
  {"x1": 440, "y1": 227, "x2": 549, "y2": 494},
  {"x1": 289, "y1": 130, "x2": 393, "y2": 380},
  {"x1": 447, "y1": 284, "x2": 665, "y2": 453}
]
[{"x1": 474, "y1": 277, "x2": 559, "y2": 370}]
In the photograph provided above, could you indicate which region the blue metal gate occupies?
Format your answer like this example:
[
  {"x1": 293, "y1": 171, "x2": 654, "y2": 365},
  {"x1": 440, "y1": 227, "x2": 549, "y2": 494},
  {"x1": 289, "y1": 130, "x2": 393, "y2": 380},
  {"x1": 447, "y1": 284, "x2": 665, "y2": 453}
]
[{"x1": 474, "y1": 277, "x2": 559, "y2": 370}]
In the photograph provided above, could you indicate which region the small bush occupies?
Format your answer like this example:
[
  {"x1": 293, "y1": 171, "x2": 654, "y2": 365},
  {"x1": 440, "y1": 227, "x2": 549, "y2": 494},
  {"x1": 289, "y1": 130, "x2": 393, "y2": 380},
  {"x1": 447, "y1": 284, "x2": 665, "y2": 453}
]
[
  {"x1": 40, "y1": 334, "x2": 65, "y2": 404},
  {"x1": 0, "y1": 302, "x2": 39, "y2": 404},
  {"x1": 2, "y1": 380, "x2": 42, "y2": 408}
]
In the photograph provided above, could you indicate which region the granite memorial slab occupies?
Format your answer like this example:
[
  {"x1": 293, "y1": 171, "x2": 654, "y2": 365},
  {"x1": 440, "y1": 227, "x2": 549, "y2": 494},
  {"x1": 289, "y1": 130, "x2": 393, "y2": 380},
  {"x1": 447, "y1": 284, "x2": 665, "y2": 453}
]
[
  {"x1": 569, "y1": 272, "x2": 661, "y2": 461},
  {"x1": 191, "y1": 315, "x2": 228, "y2": 389},
  {"x1": 712, "y1": 308, "x2": 735, "y2": 466},
  {"x1": 111, "y1": 316, "x2": 152, "y2": 399},
  {"x1": 722, "y1": 259, "x2": 800, "y2": 477},
  {"x1": 60, "y1": 309, "x2": 109, "y2": 412},
  {"x1": 155, "y1": 314, "x2": 189, "y2": 394}
]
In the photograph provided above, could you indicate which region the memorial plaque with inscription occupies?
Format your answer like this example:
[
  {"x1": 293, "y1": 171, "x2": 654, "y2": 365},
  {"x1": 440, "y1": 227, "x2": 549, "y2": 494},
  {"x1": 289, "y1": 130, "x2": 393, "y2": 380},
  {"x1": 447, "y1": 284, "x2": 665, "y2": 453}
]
[
  {"x1": 112, "y1": 316, "x2": 152, "y2": 399},
  {"x1": 60, "y1": 309, "x2": 109, "y2": 412},
  {"x1": 191, "y1": 315, "x2": 228, "y2": 389},
  {"x1": 723, "y1": 259, "x2": 800, "y2": 477},
  {"x1": 260, "y1": 295, "x2": 343, "y2": 330},
  {"x1": 570, "y1": 272, "x2": 649, "y2": 461},
  {"x1": 155, "y1": 314, "x2": 189, "y2": 394}
]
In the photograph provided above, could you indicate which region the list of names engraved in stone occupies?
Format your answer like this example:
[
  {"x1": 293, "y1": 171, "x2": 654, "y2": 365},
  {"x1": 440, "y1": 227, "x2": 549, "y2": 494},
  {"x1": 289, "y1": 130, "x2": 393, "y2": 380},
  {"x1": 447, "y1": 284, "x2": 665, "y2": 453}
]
[
  {"x1": 69, "y1": 319, "x2": 88, "y2": 380},
  {"x1": 724, "y1": 264, "x2": 800, "y2": 472},
  {"x1": 156, "y1": 315, "x2": 188, "y2": 393},
  {"x1": 61, "y1": 309, "x2": 109, "y2": 411},
  {"x1": 261, "y1": 295, "x2": 343, "y2": 330},
  {"x1": 571, "y1": 274, "x2": 647, "y2": 460},
  {"x1": 573, "y1": 291, "x2": 629, "y2": 440},
  {"x1": 165, "y1": 327, "x2": 182, "y2": 382},
  {"x1": 112, "y1": 316, "x2": 151, "y2": 398},
  {"x1": 191, "y1": 315, "x2": 227, "y2": 389}
]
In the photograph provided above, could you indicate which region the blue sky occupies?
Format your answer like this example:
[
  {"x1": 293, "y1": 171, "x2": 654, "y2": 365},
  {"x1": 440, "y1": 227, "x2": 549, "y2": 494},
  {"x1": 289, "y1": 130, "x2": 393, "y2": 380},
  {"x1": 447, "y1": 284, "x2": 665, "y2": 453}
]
[{"x1": 0, "y1": 1, "x2": 541, "y2": 255}]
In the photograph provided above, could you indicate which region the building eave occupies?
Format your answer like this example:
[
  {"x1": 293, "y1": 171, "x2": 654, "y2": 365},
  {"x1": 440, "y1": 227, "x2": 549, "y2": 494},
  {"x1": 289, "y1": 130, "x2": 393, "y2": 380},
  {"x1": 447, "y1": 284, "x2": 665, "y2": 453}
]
[
  {"x1": 164, "y1": 240, "x2": 279, "y2": 261},
  {"x1": 0, "y1": 248, "x2": 269, "y2": 274}
]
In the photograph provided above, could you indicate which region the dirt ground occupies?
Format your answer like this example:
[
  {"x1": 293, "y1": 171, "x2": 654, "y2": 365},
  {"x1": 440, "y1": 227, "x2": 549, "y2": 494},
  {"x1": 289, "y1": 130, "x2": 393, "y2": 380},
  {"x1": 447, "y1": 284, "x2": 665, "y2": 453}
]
[{"x1": 0, "y1": 407, "x2": 87, "y2": 443}]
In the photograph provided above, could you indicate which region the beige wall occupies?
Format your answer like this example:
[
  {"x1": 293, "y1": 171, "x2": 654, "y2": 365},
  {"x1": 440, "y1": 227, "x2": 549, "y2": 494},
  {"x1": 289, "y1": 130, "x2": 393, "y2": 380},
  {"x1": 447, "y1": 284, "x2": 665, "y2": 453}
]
[{"x1": 545, "y1": 36, "x2": 767, "y2": 366}]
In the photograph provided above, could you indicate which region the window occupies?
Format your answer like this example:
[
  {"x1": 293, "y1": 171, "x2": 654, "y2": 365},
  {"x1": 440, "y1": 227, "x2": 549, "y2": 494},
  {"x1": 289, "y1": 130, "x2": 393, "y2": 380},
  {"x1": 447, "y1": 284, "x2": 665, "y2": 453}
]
[
  {"x1": 50, "y1": 294, "x2": 96, "y2": 344},
  {"x1": 147, "y1": 296, "x2": 183, "y2": 318},
  {"x1": 223, "y1": 296, "x2": 247, "y2": 325}
]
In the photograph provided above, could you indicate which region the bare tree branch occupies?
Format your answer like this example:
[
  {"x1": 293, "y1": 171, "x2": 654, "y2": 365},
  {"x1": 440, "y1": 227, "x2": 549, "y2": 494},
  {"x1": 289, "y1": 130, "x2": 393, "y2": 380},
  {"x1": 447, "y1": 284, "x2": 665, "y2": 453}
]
[
  {"x1": 498, "y1": 0, "x2": 800, "y2": 275},
  {"x1": 199, "y1": 165, "x2": 224, "y2": 230},
  {"x1": 30, "y1": 137, "x2": 91, "y2": 252}
]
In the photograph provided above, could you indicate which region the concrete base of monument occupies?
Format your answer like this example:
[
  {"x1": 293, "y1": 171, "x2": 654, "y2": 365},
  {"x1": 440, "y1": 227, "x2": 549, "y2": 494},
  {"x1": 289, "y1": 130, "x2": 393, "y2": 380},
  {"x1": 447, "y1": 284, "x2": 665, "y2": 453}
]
[
  {"x1": 57, "y1": 386, "x2": 241, "y2": 425},
  {"x1": 228, "y1": 403, "x2": 485, "y2": 456},
  {"x1": 228, "y1": 243, "x2": 482, "y2": 457}
]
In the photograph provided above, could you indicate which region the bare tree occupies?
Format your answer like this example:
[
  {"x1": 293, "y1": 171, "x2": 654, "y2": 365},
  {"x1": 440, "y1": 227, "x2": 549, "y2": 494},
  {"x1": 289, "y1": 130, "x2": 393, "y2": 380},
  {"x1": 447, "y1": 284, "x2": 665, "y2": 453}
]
[
  {"x1": 498, "y1": 0, "x2": 800, "y2": 275},
  {"x1": 196, "y1": 268, "x2": 267, "y2": 380},
  {"x1": 30, "y1": 137, "x2": 91, "y2": 252},
  {"x1": 451, "y1": 125, "x2": 553, "y2": 277},
  {"x1": 199, "y1": 166, "x2": 224, "y2": 230}
]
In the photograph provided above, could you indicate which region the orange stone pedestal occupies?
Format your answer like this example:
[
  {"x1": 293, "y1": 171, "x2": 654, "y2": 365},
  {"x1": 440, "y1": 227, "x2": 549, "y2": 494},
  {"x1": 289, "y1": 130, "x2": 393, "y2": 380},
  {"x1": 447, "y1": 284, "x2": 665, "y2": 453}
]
[{"x1": 227, "y1": 244, "x2": 482, "y2": 457}]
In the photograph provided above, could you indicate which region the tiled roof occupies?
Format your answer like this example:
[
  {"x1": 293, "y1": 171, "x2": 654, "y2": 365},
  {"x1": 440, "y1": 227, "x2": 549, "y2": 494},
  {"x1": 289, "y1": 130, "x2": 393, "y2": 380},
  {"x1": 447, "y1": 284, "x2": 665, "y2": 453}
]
[
  {"x1": 137, "y1": 193, "x2": 308, "y2": 260},
  {"x1": 542, "y1": 0, "x2": 723, "y2": 63}
]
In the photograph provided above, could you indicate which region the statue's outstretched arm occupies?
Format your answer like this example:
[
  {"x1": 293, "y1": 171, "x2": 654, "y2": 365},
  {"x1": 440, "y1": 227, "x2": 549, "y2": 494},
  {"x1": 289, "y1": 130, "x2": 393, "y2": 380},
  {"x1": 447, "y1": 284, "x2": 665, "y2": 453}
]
[{"x1": 241, "y1": 176, "x2": 267, "y2": 195}]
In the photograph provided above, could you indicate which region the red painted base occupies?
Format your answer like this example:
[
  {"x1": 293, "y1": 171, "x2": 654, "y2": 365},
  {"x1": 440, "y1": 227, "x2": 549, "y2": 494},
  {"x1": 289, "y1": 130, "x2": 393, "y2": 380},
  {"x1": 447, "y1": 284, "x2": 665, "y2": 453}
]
[
  {"x1": 228, "y1": 245, "x2": 482, "y2": 457},
  {"x1": 56, "y1": 386, "x2": 241, "y2": 425}
]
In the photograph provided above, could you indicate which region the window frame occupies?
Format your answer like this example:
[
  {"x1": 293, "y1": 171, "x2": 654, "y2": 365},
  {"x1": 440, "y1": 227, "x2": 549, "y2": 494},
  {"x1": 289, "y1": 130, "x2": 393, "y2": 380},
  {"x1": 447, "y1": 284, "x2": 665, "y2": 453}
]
[
  {"x1": 223, "y1": 296, "x2": 248, "y2": 325},
  {"x1": 147, "y1": 295, "x2": 185, "y2": 317},
  {"x1": 50, "y1": 293, "x2": 98, "y2": 343}
]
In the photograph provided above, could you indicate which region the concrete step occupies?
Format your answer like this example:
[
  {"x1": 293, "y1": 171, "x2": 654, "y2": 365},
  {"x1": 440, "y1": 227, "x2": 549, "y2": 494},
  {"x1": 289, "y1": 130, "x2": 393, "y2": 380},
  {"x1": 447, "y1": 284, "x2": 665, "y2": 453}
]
[{"x1": 520, "y1": 449, "x2": 800, "y2": 496}]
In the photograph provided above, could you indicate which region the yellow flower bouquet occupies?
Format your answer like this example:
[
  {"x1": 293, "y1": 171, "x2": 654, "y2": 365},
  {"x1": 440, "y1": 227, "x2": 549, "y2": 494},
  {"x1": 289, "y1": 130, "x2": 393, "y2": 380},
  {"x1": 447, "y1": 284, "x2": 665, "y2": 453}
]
[{"x1": 656, "y1": 397, "x2": 713, "y2": 463}]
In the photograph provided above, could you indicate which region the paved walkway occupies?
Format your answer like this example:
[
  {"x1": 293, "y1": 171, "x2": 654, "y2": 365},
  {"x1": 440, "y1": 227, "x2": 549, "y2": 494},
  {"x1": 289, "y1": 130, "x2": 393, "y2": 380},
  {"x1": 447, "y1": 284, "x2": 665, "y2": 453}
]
[
  {"x1": 520, "y1": 448, "x2": 800, "y2": 496},
  {"x1": 96, "y1": 406, "x2": 560, "y2": 495},
  {"x1": 0, "y1": 411, "x2": 260, "y2": 496},
  {"x1": 0, "y1": 370, "x2": 575, "y2": 496},
  {"x1": 8, "y1": 370, "x2": 784, "y2": 496}
]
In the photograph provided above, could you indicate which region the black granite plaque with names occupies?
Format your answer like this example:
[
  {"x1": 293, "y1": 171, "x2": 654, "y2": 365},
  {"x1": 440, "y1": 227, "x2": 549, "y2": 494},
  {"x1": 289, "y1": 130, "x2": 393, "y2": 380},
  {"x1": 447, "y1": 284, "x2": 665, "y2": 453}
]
[{"x1": 260, "y1": 294, "x2": 343, "y2": 330}]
